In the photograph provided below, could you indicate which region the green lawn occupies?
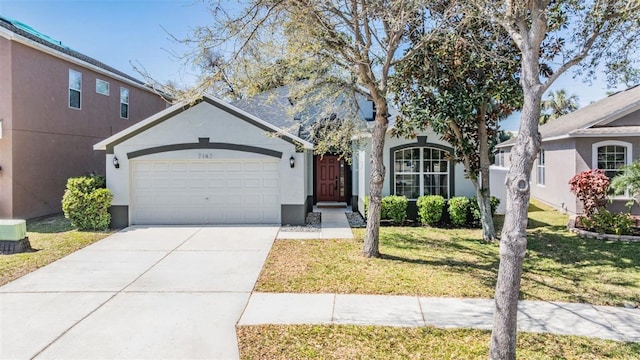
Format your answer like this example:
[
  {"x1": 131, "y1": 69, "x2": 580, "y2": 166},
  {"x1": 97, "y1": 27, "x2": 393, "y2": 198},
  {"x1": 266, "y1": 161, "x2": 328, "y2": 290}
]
[
  {"x1": 237, "y1": 325, "x2": 640, "y2": 360},
  {"x1": 256, "y1": 201, "x2": 640, "y2": 306},
  {"x1": 0, "y1": 215, "x2": 112, "y2": 286}
]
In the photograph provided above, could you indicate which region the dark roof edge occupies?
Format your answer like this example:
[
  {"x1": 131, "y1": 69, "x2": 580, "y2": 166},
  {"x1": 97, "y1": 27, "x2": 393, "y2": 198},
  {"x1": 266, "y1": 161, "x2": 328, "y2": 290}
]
[{"x1": 0, "y1": 16, "x2": 159, "y2": 93}]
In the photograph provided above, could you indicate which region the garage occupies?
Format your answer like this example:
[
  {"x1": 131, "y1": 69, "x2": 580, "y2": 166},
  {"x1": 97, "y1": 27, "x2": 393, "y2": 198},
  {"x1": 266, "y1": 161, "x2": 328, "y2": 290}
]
[
  {"x1": 93, "y1": 95, "x2": 313, "y2": 228},
  {"x1": 131, "y1": 159, "x2": 280, "y2": 225}
]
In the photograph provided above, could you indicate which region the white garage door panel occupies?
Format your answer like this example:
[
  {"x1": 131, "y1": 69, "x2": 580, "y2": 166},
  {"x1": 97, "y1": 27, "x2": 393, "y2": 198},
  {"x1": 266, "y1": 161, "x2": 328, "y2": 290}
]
[{"x1": 132, "y1": 160, "x2": 280, "y2": 224}]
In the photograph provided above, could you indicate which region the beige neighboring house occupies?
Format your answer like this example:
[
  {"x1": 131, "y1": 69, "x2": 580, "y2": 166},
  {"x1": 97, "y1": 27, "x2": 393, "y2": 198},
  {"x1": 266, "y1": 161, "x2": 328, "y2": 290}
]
[
  {"x1": 493, "y1": 85, "x2": 640, "y2": 215},
  {"x1": 0, "y1": 17, "x2": 168, "y2": 219}
]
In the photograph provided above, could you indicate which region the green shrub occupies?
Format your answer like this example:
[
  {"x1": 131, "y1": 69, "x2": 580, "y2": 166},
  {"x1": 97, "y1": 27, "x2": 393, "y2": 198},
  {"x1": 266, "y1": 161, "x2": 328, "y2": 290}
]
[
  {"x1": 417, "y1": 195, "x2": 445, "y2": 226},
  {"x1": 62, "y1": 176, "x2": 113, "y2": 231},
  {"x1": 581, "y1": 208, "x2": 634, "y2": 236},
  {"x1": 470, "y1": 196, "x2": 501, "y2": 226},
  {"x1": 381, "y1": 195, "x2": 408, "y2": 224},
  {"x1": 447, "y1": 196, "x2": 470, "y2": 227}
]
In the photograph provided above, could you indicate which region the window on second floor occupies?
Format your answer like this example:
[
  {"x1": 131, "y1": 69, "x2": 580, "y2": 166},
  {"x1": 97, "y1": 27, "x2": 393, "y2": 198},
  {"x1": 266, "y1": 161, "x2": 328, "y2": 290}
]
[
  {"x1": 69, "y1": 69, "x2": 81, "y2": 109},
  {"x1": 120, "y1": 87, "x2": 129, "y2": 119},
  {"x1": 96, "y1": 79, "x2": 110, "y2": 95}
]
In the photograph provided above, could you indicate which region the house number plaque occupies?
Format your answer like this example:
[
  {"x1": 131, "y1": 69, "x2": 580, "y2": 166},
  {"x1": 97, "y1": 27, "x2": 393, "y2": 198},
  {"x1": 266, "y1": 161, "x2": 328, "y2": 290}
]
[{"x1": 198, "y1": 153, "x2": 215, "y2": 159}]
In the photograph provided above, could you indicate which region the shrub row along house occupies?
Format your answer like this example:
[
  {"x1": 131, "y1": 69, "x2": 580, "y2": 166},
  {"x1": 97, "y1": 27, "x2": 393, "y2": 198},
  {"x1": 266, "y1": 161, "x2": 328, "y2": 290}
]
[
  {"x1": 0, "y1": 17, "x2": 168, "y2": 219},
  {"x1": 493, "y1": 85, "x2": 640, "y2": 215}
]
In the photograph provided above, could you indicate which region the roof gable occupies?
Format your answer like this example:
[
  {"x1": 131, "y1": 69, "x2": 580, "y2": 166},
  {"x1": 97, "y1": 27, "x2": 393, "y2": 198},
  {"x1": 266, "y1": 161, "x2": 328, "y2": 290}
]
[
  {"x1": 497, "y1": 85, "x2": 640, "y2": 148},
  {"x1": 94, "y1": 95, "x2": 313, "y2": 153}
]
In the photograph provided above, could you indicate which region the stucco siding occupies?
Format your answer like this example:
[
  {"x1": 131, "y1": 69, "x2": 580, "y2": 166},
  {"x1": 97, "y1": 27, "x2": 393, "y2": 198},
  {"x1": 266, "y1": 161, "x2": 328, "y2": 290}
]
[
  {"x1": 530, "y1": 139, "x2": 577, "y2": 213},
  {"x1": 355, "y1": 129, "x2": 475, "y2": 200},
  {"x1": 5, "y1": 41, "x2": 167, "y2": 219},
  {"x1": 106, "y1": 102, "x2": 306, "y2": 214},
  {"x1": 0, "y1": 36, "x2": 13, "y2": 217},
  {"x1": 575, "y1": 136, "x2": 640, "y2": 214}
]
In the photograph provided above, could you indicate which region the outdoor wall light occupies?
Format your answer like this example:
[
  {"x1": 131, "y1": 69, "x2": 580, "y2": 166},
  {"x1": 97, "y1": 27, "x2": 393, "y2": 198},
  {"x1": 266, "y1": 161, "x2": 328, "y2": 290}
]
[
  {"x1": 113, "y1": 156, "x2": 120, "y2": 169},
  {"x1": 289, "y1": 155, "x2": 295, "y2": 168}
]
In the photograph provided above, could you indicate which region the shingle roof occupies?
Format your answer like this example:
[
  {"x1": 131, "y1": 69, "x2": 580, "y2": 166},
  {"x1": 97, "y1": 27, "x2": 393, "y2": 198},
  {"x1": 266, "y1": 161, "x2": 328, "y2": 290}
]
[
  {"x1": 568, "y1": 125, "x2": 640, "y2": 136},
  {"x1": 0, "y1": 16, "x2": 145, "y2": 86},
  {"x1": 231, "y1": 86, "x2": 299, "y2": 131},
  {"x1": 498, "y1": 85, "x2": 640, "y2": 147}
]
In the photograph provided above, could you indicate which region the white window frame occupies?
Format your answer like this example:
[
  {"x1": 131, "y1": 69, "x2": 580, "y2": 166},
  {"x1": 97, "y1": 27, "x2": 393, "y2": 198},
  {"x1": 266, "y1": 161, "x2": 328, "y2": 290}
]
[
  {"x1": 120, "y1": 87, "x2": 129, "y2": 119},
  {"x1": 68, "y1": 69, "x2": 82, "y2": 110},
  {"x1": 495, "y1": 149, "x2": 506, "y2": 167},
  {"x1": 592, "y1": 140, "x2": 632, "y2": 199},
  {"x1": 96, "y1": 79, "x2": 110, "y2": 95},
  {"x1": 537, "y1": 149, "x2": 545, "y2": 186},
  {"x1": 394, "y1": 147, "x2": 450, "y2": 200}
]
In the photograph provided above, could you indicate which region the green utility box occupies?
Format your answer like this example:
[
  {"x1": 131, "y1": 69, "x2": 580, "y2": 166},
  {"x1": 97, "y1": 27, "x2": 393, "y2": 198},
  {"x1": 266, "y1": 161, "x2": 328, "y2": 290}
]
[
  {"x1": 0, "y1": 219, "x2": 27, "y2": 241},
  {"x1": 0, "y1": 219, "x2": 30, "y2": 254}
]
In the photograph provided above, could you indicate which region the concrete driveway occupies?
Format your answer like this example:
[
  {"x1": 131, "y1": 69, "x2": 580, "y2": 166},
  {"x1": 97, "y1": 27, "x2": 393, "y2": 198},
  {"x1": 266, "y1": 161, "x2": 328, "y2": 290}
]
[{"x1": 0, "y1": 225, "x2": 279, "y2": 360}]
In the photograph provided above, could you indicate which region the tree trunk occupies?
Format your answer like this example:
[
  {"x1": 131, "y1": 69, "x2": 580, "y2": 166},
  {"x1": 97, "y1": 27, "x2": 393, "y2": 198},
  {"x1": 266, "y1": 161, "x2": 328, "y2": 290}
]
[
  {"x1": 363, "y1": 101, "x2": 389, "y2": 258},
  {"x1": 477, "y1": 105, "x2": 496, "y2": 241},
  {"x1": 489, "y1": 87, "x2": 542, "y2": 359},
  {"x1": 476, "y1": 183, "x2": 495, "y2": 241}
]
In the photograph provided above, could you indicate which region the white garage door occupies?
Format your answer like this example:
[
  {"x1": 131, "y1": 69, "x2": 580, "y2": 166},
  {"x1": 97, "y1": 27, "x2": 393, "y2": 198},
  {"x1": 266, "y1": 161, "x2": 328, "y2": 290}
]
[{"x1": 131, "y1": 159, "x2": 280, "y2": 224}]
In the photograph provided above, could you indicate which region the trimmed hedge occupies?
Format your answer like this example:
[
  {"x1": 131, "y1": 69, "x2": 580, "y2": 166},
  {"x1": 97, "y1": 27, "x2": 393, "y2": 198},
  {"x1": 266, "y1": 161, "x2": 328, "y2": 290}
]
[
  {"x1": 62, "y1": 176, "x2": 112, "y2": 231},
  {"x1": 381, "y1": 195, "x2": 408, "y2": 224},
  {"x1": 447, "y1": 196, "x2": 470, "y2": 227},
  {"x1": 416, "y1": 195, "x2": 500, "y2": 228},
  {"x1": 417, "y1": 195, "x2": 446, "y2": 226},
  {"x1": 363, "y1": 194, "x2": 500, "y2": 228},
  {"x1": 364, "y1": 195, "x2": 408, "y2": 224}
]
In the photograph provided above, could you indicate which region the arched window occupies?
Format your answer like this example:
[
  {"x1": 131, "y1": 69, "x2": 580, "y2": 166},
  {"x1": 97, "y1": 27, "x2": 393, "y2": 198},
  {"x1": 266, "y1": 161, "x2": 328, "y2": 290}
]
[
  {"x1": 394, "y1": 147, "x2": 450, "y2": 199},
  {"x1": 592, "y1": 140, "x2": 632, "y2": 179}
]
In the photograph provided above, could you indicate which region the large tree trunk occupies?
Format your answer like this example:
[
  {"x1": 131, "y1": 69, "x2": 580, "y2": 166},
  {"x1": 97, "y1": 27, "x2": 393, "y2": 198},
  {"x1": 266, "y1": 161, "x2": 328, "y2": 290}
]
[
  {"x1": 489, "y1": 86, "x2": 542, "y2": 359},
  {"x1": 363, "y1": 101, "x2": 389, "y2": 258},
  {"x1": 477, "y1": 106, "x2": 496, "y2": 241}
]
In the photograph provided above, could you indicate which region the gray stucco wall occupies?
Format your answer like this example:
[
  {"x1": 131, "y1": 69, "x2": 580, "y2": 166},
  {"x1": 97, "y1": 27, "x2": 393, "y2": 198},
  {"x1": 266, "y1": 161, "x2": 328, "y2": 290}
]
[
  {"x1": 575, "y1": 136, "x2": 640, "y2": 214},
  {"x1": 530, "y1": 139, "x2": 578, "y2": 213},
  {"x1": 353, "y1": 130, "x2": 475, "y2": 219}
]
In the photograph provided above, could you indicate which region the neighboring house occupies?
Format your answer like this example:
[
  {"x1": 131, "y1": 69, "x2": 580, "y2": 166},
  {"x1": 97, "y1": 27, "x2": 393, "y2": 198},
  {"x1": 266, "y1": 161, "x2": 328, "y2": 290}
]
[
  {"x1": 494, "y1": 85, "x2": 640, "y2": 215},
  {"x1": 94, "y1": 85, "x2": 476, "y2": 227},
  {"x1": 0, "y1": 17, "x2": 168, "y2": 219}
]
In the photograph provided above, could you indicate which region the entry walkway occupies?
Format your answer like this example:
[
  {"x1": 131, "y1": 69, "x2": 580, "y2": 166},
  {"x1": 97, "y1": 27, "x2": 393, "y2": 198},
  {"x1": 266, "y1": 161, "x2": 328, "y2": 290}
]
[
  {"x1": 239, "y1": 293, "x2": 640, "y2": 342},
  {"x1": 277, "y1": 206, "x2": 354, "y2": 239}
]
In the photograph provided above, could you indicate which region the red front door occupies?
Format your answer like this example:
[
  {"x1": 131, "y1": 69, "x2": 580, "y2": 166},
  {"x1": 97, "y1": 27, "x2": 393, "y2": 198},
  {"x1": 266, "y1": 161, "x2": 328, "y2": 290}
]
[{"x1": 316, "y1": 155, "x2": 345, "y2": 202}]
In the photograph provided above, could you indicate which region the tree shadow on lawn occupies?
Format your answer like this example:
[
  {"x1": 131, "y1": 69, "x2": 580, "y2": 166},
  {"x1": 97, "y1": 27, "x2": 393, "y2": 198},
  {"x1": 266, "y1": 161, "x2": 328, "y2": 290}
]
[
  {"x1": 376, "y1": 225, "x2": 638, "y2": 304},
  {"x1": 26, "y1": 214, "x2": 74, "y2": 234},
  {"x1": 379, "y1": 235, "x2": 500, "y2": 290},
  {"x1": 527, "y1": 229, "x2": 639, "y2": 270},
  {"x1": 527, "y1": 218, "x2": 565, "y2": 231}
]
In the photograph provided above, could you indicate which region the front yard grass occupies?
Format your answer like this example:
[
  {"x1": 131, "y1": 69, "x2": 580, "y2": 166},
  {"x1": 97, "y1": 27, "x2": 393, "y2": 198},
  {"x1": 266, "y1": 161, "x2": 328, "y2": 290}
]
[
  {"x1": 256, "y1": 200, "x2": 640, "y2": 306},
  {"x1": 0, "y1": 215, "x2": 111, "y2": 286},
  {"x1": 237, "y1": 325, "x2": 640, "y2": 360}
]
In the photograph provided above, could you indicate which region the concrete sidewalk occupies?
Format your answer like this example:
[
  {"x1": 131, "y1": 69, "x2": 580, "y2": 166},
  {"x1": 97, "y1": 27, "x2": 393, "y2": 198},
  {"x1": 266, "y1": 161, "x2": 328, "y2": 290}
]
[
  {"x1": 238, "y1": 292, "x2": 640, "y2": 342},
  {"x1": 277, "y1": 206, "x2": 354, "y2": 239}
]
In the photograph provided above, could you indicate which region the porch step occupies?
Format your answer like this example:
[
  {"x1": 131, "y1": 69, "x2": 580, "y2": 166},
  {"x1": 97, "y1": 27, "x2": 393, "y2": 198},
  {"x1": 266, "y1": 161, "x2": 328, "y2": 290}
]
[{"x1": 316, "y1": 201, "x2": 348, "y2": 208}]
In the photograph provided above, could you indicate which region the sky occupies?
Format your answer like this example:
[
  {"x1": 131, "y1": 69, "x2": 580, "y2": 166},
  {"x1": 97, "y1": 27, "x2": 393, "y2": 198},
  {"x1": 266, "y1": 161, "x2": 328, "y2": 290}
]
[{"x1": 0, "y1": 0, "x2": 627, "y2": 131}]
